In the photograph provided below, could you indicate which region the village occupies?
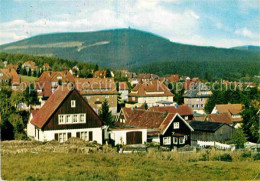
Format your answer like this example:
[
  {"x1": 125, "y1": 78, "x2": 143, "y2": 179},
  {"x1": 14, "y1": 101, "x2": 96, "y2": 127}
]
[{"x1": 1, "y1": 59, "x2": 259, "y2": 153}]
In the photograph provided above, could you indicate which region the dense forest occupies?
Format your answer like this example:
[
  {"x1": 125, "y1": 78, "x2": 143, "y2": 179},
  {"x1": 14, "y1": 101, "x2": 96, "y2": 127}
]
[
  {"x1": 132, "y1": 59, "x2": 260, "y2": 81},
  {"x1": 0, "y1": 52, "x2": 99, "y2": 78}
]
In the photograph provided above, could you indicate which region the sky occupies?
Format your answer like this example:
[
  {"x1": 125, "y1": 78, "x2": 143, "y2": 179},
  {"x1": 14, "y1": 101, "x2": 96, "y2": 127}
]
[{"x1": 0, "y1": 0, "x2": 259, "y2": 48}]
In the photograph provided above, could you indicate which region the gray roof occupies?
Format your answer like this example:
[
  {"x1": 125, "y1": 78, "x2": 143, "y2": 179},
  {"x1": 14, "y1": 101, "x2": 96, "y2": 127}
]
[
  {"x1": 183, "y1": 83, "x2": 211, "y2": 98},
  {"x1": 189, "y1": 121, "x2": 230, "y2": 132}
]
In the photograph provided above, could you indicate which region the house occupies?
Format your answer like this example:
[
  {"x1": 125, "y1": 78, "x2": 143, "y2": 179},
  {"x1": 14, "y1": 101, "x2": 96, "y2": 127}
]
[
  {"x1": 42, "y1": 63, "x2": 51, "y2": 71},
  {"x1": 204, "y1": 113, "x2": 233, "y2": 125},
  {"x1": 189, "y1": 121, "x2": 234, "y2": 146},
  {"x1": 149, "y1": 105, "x2": 194, "y2": 121},
  {"x1": 116, "y1": 108, "x2": 194, "y2": 148},
  {"x1": 22, "y1": 61, "x2": 38, "y2": 71},
  {"x1": 69, "y1": 65, "x2": 79, "y2": 77},
  {"x1": 27, "y1": 86, "x2": 103, "y2": 143},
  {"x1": 211, "y1": 103, "x2": 243, "y2": 128},
  {"x1": 0, "y1": 68, "x2": 21, "y2": 88},
  {"x1": 38, "y1": 71, "x2": 75, "y2": 88},
  {"x1": 118, "y1": 81, "x2": 129, "y2": 102},
  {"x1": 137, "y1": 73, "x2": 159, "y2": 82},
  {"x1": 75, "y1": 78, "x2": 118, "y2": 115},
  {"x1": 129, "y1": 77, "x2": 140, "y2": 87},
  {"x1": 119, "y1": 70, "x2": 137, "y2": 78},
  {"x1": 8, "y1": 63, "x2": 18, "y2": 71},
  {"x1": 183, "y1": 83, "x2": 212, "y2": 113},
  {"x1": 94, "y1": 70, "x2": 107, "y2": 78},
  {"x1": 35, "y1": 81, "x2": 53, "y2": 106},
  {"x1": 127, "y1": 80, "x2": 175, "y2": 108},
  {"x1": 160, "y1": 74, "x2": 179, "y2": 83}
]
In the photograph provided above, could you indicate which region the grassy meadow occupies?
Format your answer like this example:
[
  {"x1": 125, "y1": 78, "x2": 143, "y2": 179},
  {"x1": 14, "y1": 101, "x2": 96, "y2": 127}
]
[
  {"x1": 1, "y1": 140, "x2": 260, "y2": 180},
  {"x1": 20, "y1": 75, "x2": 38, "y2": 82}
]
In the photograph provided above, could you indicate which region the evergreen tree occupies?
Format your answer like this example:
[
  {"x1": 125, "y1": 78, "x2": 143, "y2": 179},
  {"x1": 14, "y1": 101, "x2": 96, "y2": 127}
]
[
  {"x1": 99, "y1": 99, "x2": 114, "y2": 127},
  {"x1": 28, "y1": 68, "x2": 31, "y2": 76},
  {"x1": 23, "y1": 83, "x2": 39, "y2": 106},
  {"x1": 106, "y1": 69, "x2": 112, "y2": 78},
  {"x1": 241, "y1": 102, "x2": 260, "y2": 143},
  {"x1": 94, "y1": 64, "x2": 99, "y2": 72}
]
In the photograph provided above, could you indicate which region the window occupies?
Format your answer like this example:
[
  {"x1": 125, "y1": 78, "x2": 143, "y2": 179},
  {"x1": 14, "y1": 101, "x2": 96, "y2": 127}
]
[
  {"x1": 105, "y1": 95, "x2": 109, "y2": 98},
  {"x1": 0, "y1": 73, "x2": 3, "y2": 77},
  {"x1": 201, "y1": 104, "x2": 204, "y2": 108},
  {"x1": 58, "y1": 133, "x2": 67, "y2": 142},
  {"x1": 58, "y1": 115, "x2": 64, "y2": 124},
  {"x1": 196, "y1": 104, "x2": 199, "y2": 108},
  {"x1": 163, "y1": 137, "x2": 171, "y2": 145},
  {"x1": 86, "y1": 96, "x2": 90, "y2": 99},
  {"x1": 201, "y1": 98, "x2": 203, "y2": 101},
  {"x1": 71, "y1": 100, "x2": 76, "y2": 108},
  {"x1": 66, "y1": 115, "x2": 71, "y2": 123},
  {"x1": 173, "y1": 122, "x2": 179, "y2": 129},
  {"x1": 58, "y1": 114, "x2": 86, "y2": 124},
  {"x1": 192, "y1": 105, "x2": 195, "y2": 108},
  {"x1": 179, "y1": 137, "x2": 185, "y2": 144},
  {"x1": 73, "y1": 114, "x2": 78, "y2": 123},
  {"x1": 184, "y1": 116, "x2": 188, "y2": 120},
  {"x1": 80, "y1": 132, "x2": 88, "y2": 140},
  {"x1": 80, "y1": 114, "x2": 85, "y2": 122},
  {"x1": 173, "y1": 137, "x2": 178, "y2": 144}
]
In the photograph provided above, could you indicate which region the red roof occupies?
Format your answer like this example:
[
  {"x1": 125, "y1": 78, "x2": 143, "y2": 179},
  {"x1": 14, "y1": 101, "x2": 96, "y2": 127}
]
[
  {"x1": 75, "y1": 78, "x2": 117, "y2": 95},
  {"x1": 150, "y1": 105, "x2": 193, "y2": 116},
  {"x1": 38, "y1": 71, "x2": 75, "y2": 83},
  {"x1": 120, "y1": 108, "x2": 187, "y2": 134},
  {"x1": 129, "y1": 80, "x2": 173, "y2": 97},
  {"x1": 30, "y1": 86, "x2": 72, "y2": 128},
  {"x1": 119, "y1": 81, "x2": 129, "y2": 90},
  {"x1": 35, "y1": 81, "x2": 52, "y2": 97},
  {"x1": 205, "y1": 113, "x2": 233, "y2": 124}
]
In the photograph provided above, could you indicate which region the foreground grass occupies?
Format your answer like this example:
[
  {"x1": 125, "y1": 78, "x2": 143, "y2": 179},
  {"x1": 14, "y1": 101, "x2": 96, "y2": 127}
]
[
  {"x1": 20, "y1": 75, "x2": 38, "y2": 82},
  {"x1": 2, "y1": 152, "x2": 260, "y2": 180}
]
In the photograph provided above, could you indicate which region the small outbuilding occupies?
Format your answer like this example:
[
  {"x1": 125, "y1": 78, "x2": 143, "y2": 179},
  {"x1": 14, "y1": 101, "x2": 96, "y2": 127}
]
[{"x1": 189, "y1": 121, "x2": 234, "y2": 146}]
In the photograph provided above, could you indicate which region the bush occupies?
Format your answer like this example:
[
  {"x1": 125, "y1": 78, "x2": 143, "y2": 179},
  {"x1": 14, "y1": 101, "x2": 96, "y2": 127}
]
[
  {"x1": 241, "y1": 151, "x2": 251, "y2": 158},
  {"x1": 213, "y1": 153, "x2": 232, "y2": 162},
  {"x1": 253, "y1": 153, "x2": 260, "y2": 160}
]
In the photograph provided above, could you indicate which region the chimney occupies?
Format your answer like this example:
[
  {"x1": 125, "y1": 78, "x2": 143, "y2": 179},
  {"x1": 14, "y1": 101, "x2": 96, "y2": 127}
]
[{"x1": 163, "y1": 110, "x2": 168, "y2": 118}]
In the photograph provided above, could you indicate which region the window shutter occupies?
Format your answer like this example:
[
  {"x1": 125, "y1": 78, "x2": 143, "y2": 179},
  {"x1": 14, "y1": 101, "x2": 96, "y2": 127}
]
[
  {"x1": 89, "y1": 131, "x2": 93, "y2": 141},
  {"x1": 55, "y1": 133, "x2": 58, "y2": 141},
  {"x1": 68, "y1": 132, "x2": 71, "y2": 139},
  {"x1": 76, "y1": 132, "x2": 80, "y2": 138}
]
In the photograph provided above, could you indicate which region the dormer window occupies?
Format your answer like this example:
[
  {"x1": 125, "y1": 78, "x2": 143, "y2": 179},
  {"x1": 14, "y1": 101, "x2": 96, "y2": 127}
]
[{"x1": 71, "y1": 100, "x2": 76, "y2": 108}]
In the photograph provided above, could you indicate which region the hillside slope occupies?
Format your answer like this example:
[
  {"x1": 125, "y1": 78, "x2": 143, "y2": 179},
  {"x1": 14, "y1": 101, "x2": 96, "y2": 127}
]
[{"x1": 1, "y1": 29, "x2": 259, "y2": 70}]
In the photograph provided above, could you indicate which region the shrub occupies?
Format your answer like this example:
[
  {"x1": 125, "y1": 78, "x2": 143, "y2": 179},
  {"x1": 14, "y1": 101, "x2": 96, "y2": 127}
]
[
  {"x1": 253, "y1": 153, "x2": 260, "y2": 160},
  {"x1": 213, "y1": 153, "x2": 232, "y2": 162},
  {"x1": 241, "y1": 151, "x2": 251, "y2": 158}
]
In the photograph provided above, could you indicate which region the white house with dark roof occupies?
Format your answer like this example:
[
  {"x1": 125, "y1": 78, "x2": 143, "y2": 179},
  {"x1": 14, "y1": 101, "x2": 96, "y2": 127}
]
[{"x1": 27, "y1": 86, "x2": 103, "y2": 143}]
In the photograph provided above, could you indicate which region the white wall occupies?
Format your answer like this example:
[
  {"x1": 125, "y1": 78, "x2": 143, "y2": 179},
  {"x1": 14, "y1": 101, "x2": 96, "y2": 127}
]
[
  {"x1": 27, "y1": 124, "x2": 103, "y2": 144},
  {"x1": 110, "y1": 129, "x2": 147, "y2": 145}
]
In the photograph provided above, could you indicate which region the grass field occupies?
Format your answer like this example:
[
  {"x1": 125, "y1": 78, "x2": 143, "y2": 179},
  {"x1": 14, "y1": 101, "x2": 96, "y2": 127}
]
[
  {"x1": 20, "y1": 75, "x2": 38, "y2": 82},
  {"x1": 2, "y1": 151, "x2": 260, "y2": 180}
]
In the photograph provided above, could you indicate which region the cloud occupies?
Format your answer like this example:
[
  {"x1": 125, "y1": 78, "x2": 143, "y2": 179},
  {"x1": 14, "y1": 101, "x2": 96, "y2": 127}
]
[
  {"x1": 0, "y1": 0, "x2": 200, "y2": 45},
  {"x1": 0, "y1": 0, "x2": 259, "y2": 48},
  {"x1": 235, "y1": 27, "x2": 257, "y2": 39}
]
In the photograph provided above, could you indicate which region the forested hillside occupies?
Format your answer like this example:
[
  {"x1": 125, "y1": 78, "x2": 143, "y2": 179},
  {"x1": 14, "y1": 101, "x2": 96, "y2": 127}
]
[{"x1": 0, "y1": 29, "x2": 259, "y2": 80}]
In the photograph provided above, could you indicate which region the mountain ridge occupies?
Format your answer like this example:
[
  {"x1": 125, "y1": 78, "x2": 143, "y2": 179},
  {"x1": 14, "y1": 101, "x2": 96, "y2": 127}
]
[{"x1": 0, "y1": 28, "x2": 259, "y2": 73}]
